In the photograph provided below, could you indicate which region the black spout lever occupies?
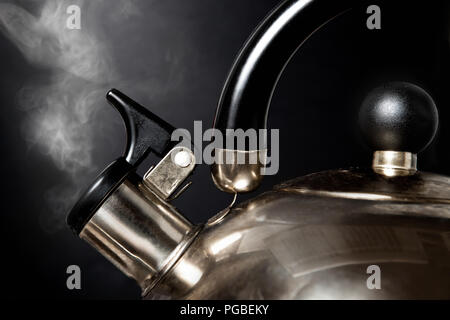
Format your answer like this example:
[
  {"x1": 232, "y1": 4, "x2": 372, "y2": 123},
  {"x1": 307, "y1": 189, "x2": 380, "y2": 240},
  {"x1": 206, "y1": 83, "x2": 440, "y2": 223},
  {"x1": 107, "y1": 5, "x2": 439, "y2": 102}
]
[
  {"x1": 67, "y1": 89, "x2": 176, "y2": 235},
  {"x1": 106, "y1": 89, "x2": 175, "y2": 166}
]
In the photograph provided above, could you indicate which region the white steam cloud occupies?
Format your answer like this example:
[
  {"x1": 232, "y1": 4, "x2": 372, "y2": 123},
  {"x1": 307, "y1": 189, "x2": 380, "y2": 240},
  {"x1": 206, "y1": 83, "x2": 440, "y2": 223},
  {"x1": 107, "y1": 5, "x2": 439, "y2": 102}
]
[{"x1": 0, "y1": 0, "x2": 140, "y2": 232}]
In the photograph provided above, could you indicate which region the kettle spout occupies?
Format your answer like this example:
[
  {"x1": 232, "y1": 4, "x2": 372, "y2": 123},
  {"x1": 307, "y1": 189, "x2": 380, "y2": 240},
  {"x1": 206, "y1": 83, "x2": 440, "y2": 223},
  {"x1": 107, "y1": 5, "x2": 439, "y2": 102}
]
[
  {"x1": 67, "y1": 89, "x2": 199, "y2": 292},
  {"x1": 79, "y1": 172, "x2": 199, "y2": 291}
]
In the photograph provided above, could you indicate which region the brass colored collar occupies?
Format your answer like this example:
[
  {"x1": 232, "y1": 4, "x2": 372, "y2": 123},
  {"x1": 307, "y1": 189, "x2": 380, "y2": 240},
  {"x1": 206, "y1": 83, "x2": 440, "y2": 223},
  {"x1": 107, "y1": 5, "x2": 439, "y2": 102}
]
[{"x1": 372, "y1": 151, "x2": 417, "y2": 177}]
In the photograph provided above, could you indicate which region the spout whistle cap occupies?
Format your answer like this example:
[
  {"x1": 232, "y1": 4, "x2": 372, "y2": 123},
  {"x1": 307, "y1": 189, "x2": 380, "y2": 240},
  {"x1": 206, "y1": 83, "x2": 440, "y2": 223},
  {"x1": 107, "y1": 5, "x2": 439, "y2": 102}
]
[
  {"x1": 106, "y1": 89, "x2": 176, "y2": 166},
  {"x1": 67, "y1": 89, "x2": 178, "y2": 235},
  {"x1": 66, "y1": 158, "x2": 133, "y2": 235}
]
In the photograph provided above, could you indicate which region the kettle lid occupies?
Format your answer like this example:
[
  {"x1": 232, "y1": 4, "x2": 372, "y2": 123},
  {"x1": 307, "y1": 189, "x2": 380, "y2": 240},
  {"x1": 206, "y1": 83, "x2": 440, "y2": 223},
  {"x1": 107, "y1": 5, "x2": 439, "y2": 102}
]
[
  {"x1": 276, "y1": 168, "x2": 450, "y2": 204},
  {"x1": 276, "y1": 82, "x2": 448, "y2": 204}
]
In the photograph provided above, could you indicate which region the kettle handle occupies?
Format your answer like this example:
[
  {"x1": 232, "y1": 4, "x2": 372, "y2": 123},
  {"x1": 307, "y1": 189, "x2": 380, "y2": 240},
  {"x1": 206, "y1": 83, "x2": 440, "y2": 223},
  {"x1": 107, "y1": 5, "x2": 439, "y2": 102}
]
[
  {"x1": 213, "y1": 0, "x2": 354, "y2": 132},
  {"x1": 211, "y1": 0, "x2": 355, "y2": 193}
]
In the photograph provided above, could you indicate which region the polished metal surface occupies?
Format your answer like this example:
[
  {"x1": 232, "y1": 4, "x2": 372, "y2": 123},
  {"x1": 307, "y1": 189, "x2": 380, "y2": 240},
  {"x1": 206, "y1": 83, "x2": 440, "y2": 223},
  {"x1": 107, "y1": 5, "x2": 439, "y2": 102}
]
[
  {"x1": 77, "y1": 165, "x2": 450, "y2": 299},
  {"x1": 211, "y1": 148, "x2": 266, "y2": 193},
  {"x1": 144, "y1": 147, "x2": 195, "y2": 200},
  {"x1": 80, "y1": 178, "x2": 198, "y2": 291},
  {"x1": 372, "y1": 151, "x2": 417, "y2": 177},
  {"x1": 145, "y1": 170, "x2": 450, "y2": 299},
  {"x1": 276, "y1": 168, "x2": 450, "y2": 206}
]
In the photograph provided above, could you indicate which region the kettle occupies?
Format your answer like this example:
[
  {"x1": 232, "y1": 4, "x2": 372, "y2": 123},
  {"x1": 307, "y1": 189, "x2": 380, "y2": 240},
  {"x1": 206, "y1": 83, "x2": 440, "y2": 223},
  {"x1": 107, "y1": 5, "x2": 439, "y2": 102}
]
[{"x1": 67, "y1": 0, "x2": 450, "y2": 299}]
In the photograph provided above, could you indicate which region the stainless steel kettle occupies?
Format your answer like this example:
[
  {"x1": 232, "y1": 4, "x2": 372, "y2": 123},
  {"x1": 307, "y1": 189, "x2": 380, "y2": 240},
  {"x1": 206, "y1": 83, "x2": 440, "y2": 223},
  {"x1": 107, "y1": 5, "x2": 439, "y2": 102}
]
[{"x1": 67, "y1": 0, "x2": 450, "y2": 299}]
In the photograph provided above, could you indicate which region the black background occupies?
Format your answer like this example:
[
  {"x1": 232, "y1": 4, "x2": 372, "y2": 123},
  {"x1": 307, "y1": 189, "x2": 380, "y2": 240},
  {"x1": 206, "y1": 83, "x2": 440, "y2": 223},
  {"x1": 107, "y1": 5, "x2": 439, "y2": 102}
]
[{"x1": 0, "y1": 0, "x2": 449, "y2": 299}]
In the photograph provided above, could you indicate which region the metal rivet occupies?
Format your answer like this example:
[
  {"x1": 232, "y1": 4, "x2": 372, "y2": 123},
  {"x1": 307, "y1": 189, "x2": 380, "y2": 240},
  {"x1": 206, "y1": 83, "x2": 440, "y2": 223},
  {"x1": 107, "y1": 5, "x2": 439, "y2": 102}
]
[{"x1": 173, "y1": 150, "x2": 192, "y2": 168}]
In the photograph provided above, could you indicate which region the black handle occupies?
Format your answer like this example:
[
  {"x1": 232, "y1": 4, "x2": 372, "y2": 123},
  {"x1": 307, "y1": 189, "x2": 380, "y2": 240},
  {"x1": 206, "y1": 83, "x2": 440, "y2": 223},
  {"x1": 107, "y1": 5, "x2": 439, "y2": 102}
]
[
  {"x1": 106, "y1": 89, "x2": 175, "y2": 166},
  {"x1": 213, "y1": 0, "x2": 355, "y2": 135}
]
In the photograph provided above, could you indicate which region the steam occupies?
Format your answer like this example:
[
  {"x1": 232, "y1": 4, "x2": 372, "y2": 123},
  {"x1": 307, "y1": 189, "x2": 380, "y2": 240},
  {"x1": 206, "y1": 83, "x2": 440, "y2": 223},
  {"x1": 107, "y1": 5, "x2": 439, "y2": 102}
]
[{"x1": 0, "y1": 0, "x2": 139, "y2": 232}]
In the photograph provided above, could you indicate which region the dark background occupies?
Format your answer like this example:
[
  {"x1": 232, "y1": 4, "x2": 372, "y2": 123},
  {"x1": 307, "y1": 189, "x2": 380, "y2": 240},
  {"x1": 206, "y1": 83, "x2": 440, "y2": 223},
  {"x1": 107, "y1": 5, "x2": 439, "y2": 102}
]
[{"x1": 1, "y1": 0, "x2": 449, "y2": 299}]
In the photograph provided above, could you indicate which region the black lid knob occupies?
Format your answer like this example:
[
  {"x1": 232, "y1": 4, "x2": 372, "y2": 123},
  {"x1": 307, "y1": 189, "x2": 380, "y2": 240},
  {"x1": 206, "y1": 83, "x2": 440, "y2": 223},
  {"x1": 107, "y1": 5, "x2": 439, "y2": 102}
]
[{"x1": 358, "y1": 82, "x2": 438, "y2": 154}]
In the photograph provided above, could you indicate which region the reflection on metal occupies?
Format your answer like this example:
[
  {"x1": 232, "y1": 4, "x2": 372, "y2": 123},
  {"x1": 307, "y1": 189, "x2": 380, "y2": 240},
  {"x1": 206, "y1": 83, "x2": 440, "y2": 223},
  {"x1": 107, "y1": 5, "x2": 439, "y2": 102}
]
[
  {"x1": 372, "y1": 151, "x2": 417, "y2": 177},
  {"x1": 266, "y1": 225, "x2": 427, "y2": 278},
  {"x1": 143, "y1": 147, "x2": 195, "y2": 200},
  {"x1": 274, "y1": 168, "x2": 450, "y2": 205},
  {"x1": 210, "y1": 232, "x2": 243, "y2": 255},
  {"x1": 80, "y1": 178, "x2": 199, "y2": 291},
  {"x1": 144, "y1": 178, "x2": 450, "y2": 299},
  {"x1": 278, "y1": 188, "x2": 450, "y2": 204},
  {"x1": 211, "y1": 149, "x2": 266, "y2": 193},
  {"x1": 172, "y1": 259, "x2": 204, "y2": 288}
]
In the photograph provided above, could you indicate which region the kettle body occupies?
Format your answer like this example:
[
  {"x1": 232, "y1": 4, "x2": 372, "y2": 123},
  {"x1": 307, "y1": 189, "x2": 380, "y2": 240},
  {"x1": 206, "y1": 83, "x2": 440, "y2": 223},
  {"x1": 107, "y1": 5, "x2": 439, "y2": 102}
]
[
  {"x1": 144, "y1": 169, "x2": 450, "y2": 299},
  {"x1": 67, "y1": 0, "x2": 450, "y2": 299}
]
